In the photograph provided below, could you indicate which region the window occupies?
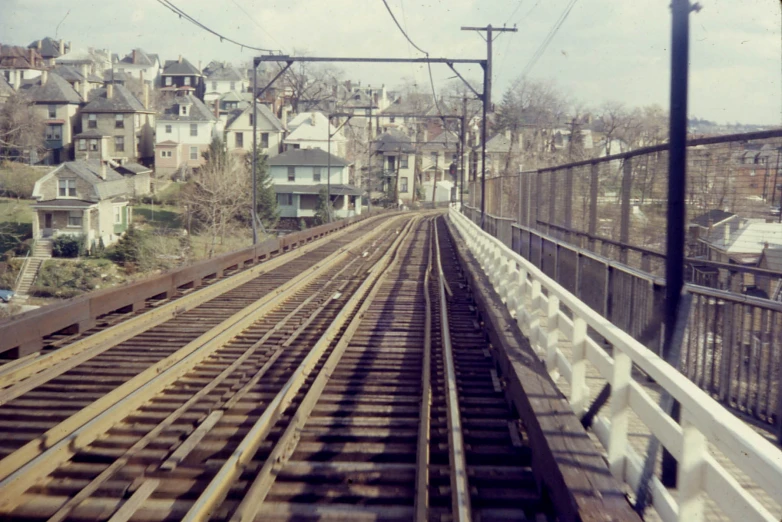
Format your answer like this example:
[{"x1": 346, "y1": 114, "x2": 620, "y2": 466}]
[
  {"x1": 277, "y1": 193, "x2": 293, "y2": 206},
  {"x1": 184, "y1": 76, "x2": 191, "y2": 86},
  {"x1": 248, "y1": 114, "x2": 254, "y2": 126},
  {"x1": 68, "y1": 211, "x2": 82, "y2": 227},
  {"x1": 114, "y1": 136, "x2": 125, "y2": 152},
  {"x1": 190, "y1": 146, "x2": 198, "y2": 160},
  {"x1": 114, "y1": 206, "x2": 122, "y2": 224},
  {"x1": 287, "y1": 167, "x2": 295, "y2": 182},
  {"x1": 190, "y1": 123, "x2": 198, "y2": 137},
  {"x1": 235, "y1": 132, "x2": 244, "y2": 148},
  {"x1": 88, "y1": 114, "x2": 97, "y2": 128},
  {"x1": 261, "y1": 132, "x2": 269, "y2": 148},
  {"x1": 48, "y1": 104, "x2": 56, "y2": 118},
  {"x1": 212, "y1": 81, "x2": 217, "y2": 90},
  {"x1": 165, "y1": 124, "x2": 172, "y2": 134},
  {"x1": 59, "y1": 179, "x2": 77, "y2": 197},
  {"x1": 165, "y1": 76, "x2": 172, "y2": 86},
  {"x1": 115, "y1": 114, "x2": 124, "y2": 128},
  {"x1": 292, "y1": 144, "x2": 300, "y2": 150},
  {"x1": 45, "y1": 125, "x2": 62, "y2": 140},
  {"x1": 180, "y1": 105, "x2": 188, "y2": 116},
  {"x1": 78, "y1": 139, "x2": 86, "y2": 151},
  {"x1": 430, "y1": 152, "x2": 438, "y2": 164},
  {"x1": 389, "y1": 117, "x2": 395, "y2": 123},
  {"x1": 400, "y1": 155, "x2": 408, "y2": 169},
  {"x1": 400, "y1": 177, "x2": 409, "y2": 193},
  {"x1": 89, "y1": 139, "x2": 99, "y2": 151},
  {"x1": 313, "y1": 167, "x2": 321, "y2": 182},
  {"x1": 230, "y1": 81, "x2": 235, "y2": 90},
  {"x1": 160, "y1": 150, "x2": 172, "y2": 158}
]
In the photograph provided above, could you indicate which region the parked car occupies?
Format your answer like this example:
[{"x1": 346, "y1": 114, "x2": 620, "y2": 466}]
[
  {"x1": 0, "y1": 289, "x2": 14, "y2": 303},
  {"x1": 770, "y1": 205, "x2": 781, "y2": 216}
]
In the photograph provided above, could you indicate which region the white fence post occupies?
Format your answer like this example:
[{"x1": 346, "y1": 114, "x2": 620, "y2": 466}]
[
  {"x1": 569, "y1": 316, "x2": 589, "y2": 415},
  {"x1": 545, "y1": 295, "x2": 560, "y2": 380},
  {"x1": 608, "y1": 349, "x2": 632, "y2": 479},
  {"x1": 677, "y1": 408, "x2": 707, "y2": 522},
  {"x1": 529, "y1": 279, "x2": 543, "y2": 354}
]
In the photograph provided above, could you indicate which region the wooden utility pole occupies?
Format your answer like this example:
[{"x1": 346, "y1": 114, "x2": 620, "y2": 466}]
[
  {"x1": 461, "y1": 24, "x2": 517, "y2": 228},
  {"x1": 461, "y1": 96, "x2": 467, "y2": 210}
]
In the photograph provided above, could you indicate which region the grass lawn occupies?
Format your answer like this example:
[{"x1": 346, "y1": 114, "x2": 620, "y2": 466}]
[
  {"x1": 134, "y1": 204, "x2": 182, "y2": 229},
  {"x1": 0, "y1": 197, "x2": 33, "y2": 224}
]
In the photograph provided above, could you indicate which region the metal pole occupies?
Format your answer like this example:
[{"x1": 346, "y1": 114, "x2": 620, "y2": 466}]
[
  {"x1": 460, "y1": 97, "x2": 467, "y2": 211},
  {"x1": 327, "y1": 119, "x2": 332, "y2": 223},
  {"x1": 480, "y1": 25, "x2": 492, "y2": 229},
  {"x1": 367, "y1": 105, "x2": 373, "y2": 214},
  {"x1": 251, "y1": 64, "x2": 258, "y2": 244},
  {"x1": 662, "y1": 0, "x2": 696, "y2": 488}
]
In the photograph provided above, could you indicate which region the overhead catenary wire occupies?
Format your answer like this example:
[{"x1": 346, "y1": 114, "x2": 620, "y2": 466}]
[
  {"x1": 228, "y1": 0, "x2": 286, "y2": 52},
  {"x1": 156, "y1": 0, "x2": 280, "y2": 54},
  {"x1": 517, "y1": 0, "x2": 579, "y2": 81}
]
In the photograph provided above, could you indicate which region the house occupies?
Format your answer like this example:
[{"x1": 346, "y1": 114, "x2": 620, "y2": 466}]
[
  {"x1": 215, "y1": 91, "x2": 253, "y2": 117},
  {"x1": 284, "y1": 112, "x2": 347, "y2": 158},
  {"x1": 28, "y1": 38, "x2": 70, "y2": 66},
  {"x1": 112, "y1": 49, "x2": 161, "y2": 86},
  {"x1": 30, "y1": 160, "x2": 149, "y2": 249},
  {"x1": 155, "y1": 94, "x2": 219, "y2": 177},
  {"x1": 373, "y1": 129, "x2": 416, "y2": 204},
  {"x1": 268, "y1": 149, "x2": 363, "y2": 221},
  {"x1": 203, "y1": 63, "x2": 246, "y2": 103},
  {"x1": 420, "y1": 130, "x2": 460, "y2": 203},
  {"x1": 52, "y1": 64, "x2": 103, "y2": 99},
  {"x1": 0, "y1": 45, "x2": 46, "y2": 89},
  {"x1": 76, "y1": 83, "x2": 156, "y2": 165},
  {"x1": 485, "y1": 131, "x2": 523, "y2": 178},
  {"x1": 728, "y1": 144, "x2": 780, "y2": 200},
  {"x1": 224, "y1": 103, "x2": 285, "y2": 157},
  {"x1": 758, "y1": 245, "x2": 782, "y2": 301},
  {"x1": 161, "y1": 56, "x2": 204, "y2": 99},
  {"x1": 55, "y1": 47, "x2": 112, "y2": 78},
  {"x1": 20, "y1": 71, "x2": 83, "y2": 164}
]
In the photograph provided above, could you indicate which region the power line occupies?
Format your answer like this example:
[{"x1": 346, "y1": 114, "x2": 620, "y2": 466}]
[
  {"x1": 156, "y1": 0, "x2": 280, "y2": 54},
  {"x1": 517, "y1": 0, "x2": 579, "y2": 81},
  {"x1": 504, "y1": 0, "x2": 525, "y2": 26},
  {"x1": 228, "y1": 0, "x2": 286, "y2": 52}
]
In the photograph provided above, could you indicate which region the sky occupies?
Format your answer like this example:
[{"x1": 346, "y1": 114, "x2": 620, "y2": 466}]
[{"x1": 2, "y1": 0, "x2": 780, "y2": 125}]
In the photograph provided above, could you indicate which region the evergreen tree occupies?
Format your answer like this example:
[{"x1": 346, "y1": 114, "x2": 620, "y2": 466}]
[
  {"x1": 248, "y1": 150, "x2": 280, "y2": 231},
  {"x1": 495, "y1": 89, "x2": 523, "y2": 133},
  {"x1": 202, "y1": 136, "x2": 228, "y2": 169},
  {"x1": 314, "y1": 188, "x2": 330, "y2": 225}
]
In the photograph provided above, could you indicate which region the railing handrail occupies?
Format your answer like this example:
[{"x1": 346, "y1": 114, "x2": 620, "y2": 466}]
[
  {"x1": 12, "y1": 239, "x2": 35, "y2": 292},
  {"x1": 450, "y1": 207, "x2": 782, "y2": 522}
]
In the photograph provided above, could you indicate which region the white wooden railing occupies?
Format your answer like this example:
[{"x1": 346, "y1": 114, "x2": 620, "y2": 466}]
[{"x1": 448, "y1": 208, "x2": 782, "y2": 522}]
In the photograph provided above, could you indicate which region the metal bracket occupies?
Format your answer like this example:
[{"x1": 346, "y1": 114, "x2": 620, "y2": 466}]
[{"x1": 446, "y1": 62, "x2": 483, "y2": 101}]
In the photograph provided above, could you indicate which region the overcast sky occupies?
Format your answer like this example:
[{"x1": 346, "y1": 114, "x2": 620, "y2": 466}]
[{"x1": 3, "y1": 0, "x2": 780, "y2": 125}]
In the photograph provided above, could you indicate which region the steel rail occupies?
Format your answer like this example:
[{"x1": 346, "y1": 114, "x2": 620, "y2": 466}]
[
  {"x1": 435, "y1": 216, "x2": 472, "y2": 521},
  {"x1": 414, "y1": 220, "x2": 435, "y2": 521},
  {"x1": 42, "y1": 243, "x2": 379, "y2": 522},
  {"x1": 183, "y1": 217, "x2": 419, "y2": 521},
  {"x1": 0, "y1": 213, "x2": 388, "y2": 392},
  {"x1": 0, "y1": 216, "x2": 408, "y2": 512}
]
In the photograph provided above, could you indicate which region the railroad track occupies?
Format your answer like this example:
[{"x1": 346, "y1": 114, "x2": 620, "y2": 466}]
[{"x1": 0, "y1": 214, "x2": 554, "y2": 521}]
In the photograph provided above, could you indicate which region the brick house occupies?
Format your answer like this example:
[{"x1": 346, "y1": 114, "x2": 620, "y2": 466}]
[{"x1": 161, "y1": 56, "x2": 204, "y2": 100}]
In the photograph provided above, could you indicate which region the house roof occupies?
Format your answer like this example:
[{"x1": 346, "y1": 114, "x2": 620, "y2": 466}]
[
  {"x1": 268, "y1": 148, "x2": 348, "y2": 167},
  {"x1": 33, "y1": 160, "x2": 131, "y2": 203},
  {"x1": 28, "y1": 37, "x2": 65, "y2": 59},
  {"x1": 163, "y1": 57, "x2": 201, "y2": 76},
  {"x1": 0, "y1": 44, "x2": 45, "y2": 69},
  {"x1": 56, "y1": 47, "x2": 103, "y2": 65},
  {"x1": 711, "y1": 222, "x2": 782, "y2": 257},
  {"x1": 155, "y1": 140, "x2": 179, "y2": 147},
  {"x1": 52, "y1": 64, "x2": 102, "y2": 84},
  {"x1": 117, "y1": 49, "x2": 159, "y2": 67},
  {"x1": 273, "y1": 183, "x2": 364, "y2": 196},
  {"x1": 74, "y1": 130, "x2": 110, "y2": 138},
  {"x1": 21, "y1": 73, "x2": 82, "y2": 104},
  {"x1": 423, "y1": 130, "x2": 459, "y2": 150},
  {"x1": 33, "y1": 199, "x2": 95, "y2": 208},
  {"x1": 103, "y1": 70, "x2": 135, "y2": 83},
  {"x1": 375, "y1": 129, "x2": 415, "y2": 154},
  {"x1": 205, "y1": 65, "x2": 243, "y2": 81},
  {"x1": 225, "y1": 104, "x2": 284, "y2": 131},
  {"x1": 82, "y1": 84, "x2": 150, "y2": 113},
  {"x1": 286, "y1": 112, "x2": 344, "y2": 143},
  {"x1": 115, "y1": 162, "x2": 152, "y2": 175},
  {"x1": 486, "y1": 132, "x2": 516, "y2": 153},
  {"x1": 158, "y1": 94, "x2": 216, "y2": 122},
  {"x1": 690, "y1": 209, "x2": 736, "y2": 228}
]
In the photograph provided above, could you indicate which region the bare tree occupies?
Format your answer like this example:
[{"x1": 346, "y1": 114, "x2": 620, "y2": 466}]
[
  {"x1": 0, "y1": 92, "x2": 44, "y2": 162},
  {"x1": 181, "y1": 152, "x2": 250, "y2": 258}
]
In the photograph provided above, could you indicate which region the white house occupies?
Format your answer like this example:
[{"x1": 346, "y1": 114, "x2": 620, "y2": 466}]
[
  {"x1": 284, "y1": 112, "x2": 347, "y2": 158},
  {"x1": 112, "y1": 49, "x2": 161, "y2": 86},
  {"x1": 224, "y1": 104, "x2": 285, "y2": 157},
  {"x1": 268, "y1": 149, "x2": 363, "y2": 220},
  {"x1": 203, "y1": 63, "x2": 247, "y2": 103},
  {"x1": 374, "y1": 129, "x2": 416, "y2": 204},
  {"x1": 155, "y1": 94, "x2": 219, "y2": 176}
]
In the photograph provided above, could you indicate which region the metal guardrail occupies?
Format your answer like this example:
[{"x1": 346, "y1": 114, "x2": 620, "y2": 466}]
[
  {"x1": 465, "y1": 204, "x2": 782, "y2": 437},
  {"x1": 450, "y1": 207, "x2": 782, "y2": 522}
]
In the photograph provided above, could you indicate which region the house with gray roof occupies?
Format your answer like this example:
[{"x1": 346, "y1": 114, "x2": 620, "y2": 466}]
[
  {"x1": 203, "y1": 62, "x2": 247, "y2": 103},
  {"x1": 224, "y1": 103, "x2": 286, "y2": 158},
  {"x1": 373, "y1": 129, "x2": 416, "y2": 204},
  {"x1": 1, "y1": 45, "x2": 46, "y2": 89},
  {"x1": 155, "y1": 94, "x2": 219, "y2": 177},
  {"x1": 28, "y1": 37, "x2": 69, "y2": 66},
  {"x1": 268, "y1": 149, "x2": 362, "y2": 220},
  {"x1": 31, "y1": 160, "x2": 149, "y2": 250},
  {"x1": 161, "y1": 56, "x2": 204, "y2": 99},
  {"x1": 76, "y1": 83, "x2": 156, "y2": 164},
  {"x1": 20, "y1": 70, "x2": 83, "y2": 164},
  {"x1": 112, "y1": 48, "x2": 161, "y2": 86}
]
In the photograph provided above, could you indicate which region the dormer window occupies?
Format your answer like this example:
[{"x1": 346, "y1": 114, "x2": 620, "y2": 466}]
[
  {"x1": 184, "y1": 77, "x2": 191, "y2": 86},
  {"x1": 58, "y1": 179, "x2": 76, "y2": 197},
  {"x1": 88, "y1": 114, "x2": 97, "y2": 128},
  {"x1": 48, "y1": 105, "x2": 57, "y2": 118},
  {"x1": 180, "y1": 105, "x2": 189, "y2": 116},
  {"x1": 165, "y1": 76, "x2": 172, "y2": 86},
  {"x1": 115, "y1": 114, "x2": 124, "y2": 128}
]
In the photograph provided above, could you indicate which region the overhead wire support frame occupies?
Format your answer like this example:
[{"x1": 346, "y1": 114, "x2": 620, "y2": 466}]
[{"x1": 252, "y1": 55, "x2": 487, "y2": 220}]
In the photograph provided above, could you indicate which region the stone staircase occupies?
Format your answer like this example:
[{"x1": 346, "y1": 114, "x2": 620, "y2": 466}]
[{"x1": 15, "y1": 239, "x2": 52, "y2": 298}]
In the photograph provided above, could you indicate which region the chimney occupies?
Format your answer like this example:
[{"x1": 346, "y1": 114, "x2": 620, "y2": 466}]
[
  {"x1": 80, "y1": 64, "x2": 88, "y2": 99},
  {"x1": 143, "y1": 82, "x2": 149, "y2": 109},
  {"x1": 12, "y1": 71, "x2": 20, "y2": 91},
  {"x1": 37, "y1": 40, "x2": 42, "y2": 49},
  {"x1": 40, "y1": 69, "x2": 48, "y2": 85},
  {"x1": 213, "y1": 99, "x2": 219, "y2": 118},
  {"x1": 140, "y1": 70, "x2": 144, "y2": 85},
  {"x1": 310, "y1": 112, "x2": 316, "y2": 126},
  {"x1": 198, "y1": 60, "x2": 201, "y2": 72},
  {"x1": 132, "y1": 49, "x2": 137, "y2": 64},
  {"x1": 178, "y1": 55, "x2": 183, "y2": 63},
  {"x1": 107, "y1": 83, "x2": 114, "y2": 99},
  {"x1": 100, "y1": 161, "x2": 107, "y2": 180},
  {"x1": 59, "y1": 39, "x2": 65, "y2": 55},
  {"x1": 281, "y1": 107, "x2": 288, "y2": 129},
  {"x1": 29, "y1": 48, "x2": 36, "y2": 66}
]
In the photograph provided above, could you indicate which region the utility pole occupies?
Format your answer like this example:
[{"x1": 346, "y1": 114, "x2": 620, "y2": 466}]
[
  {"x1": 367, "y1": 105, "x2": 373, "y2": 214},
  {"x1": 461, "y1": 24, "x2": 517, "y2": 229},
  {"x1": 461, "y1": 96, "x2": 467, "y2": 210}
]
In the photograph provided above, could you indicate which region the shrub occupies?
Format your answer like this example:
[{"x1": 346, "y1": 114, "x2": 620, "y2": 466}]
[
  {"x1": 52, "y1": 235, "x2": 83, "y2": 258},
  {"x1": 106, "y1": 226, "x2": 145, "y2": 265}
]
